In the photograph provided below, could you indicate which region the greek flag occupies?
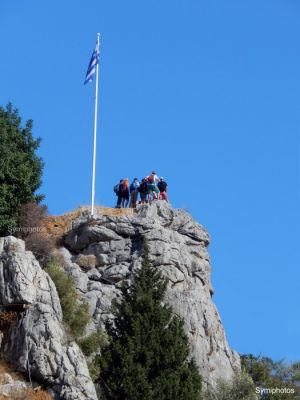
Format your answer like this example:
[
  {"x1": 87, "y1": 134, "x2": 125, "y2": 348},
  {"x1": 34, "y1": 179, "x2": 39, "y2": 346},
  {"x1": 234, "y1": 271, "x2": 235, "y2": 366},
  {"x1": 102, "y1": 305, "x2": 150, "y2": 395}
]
[{"x1": 84, "y1": 41, "x2": 100, "y2": 85}]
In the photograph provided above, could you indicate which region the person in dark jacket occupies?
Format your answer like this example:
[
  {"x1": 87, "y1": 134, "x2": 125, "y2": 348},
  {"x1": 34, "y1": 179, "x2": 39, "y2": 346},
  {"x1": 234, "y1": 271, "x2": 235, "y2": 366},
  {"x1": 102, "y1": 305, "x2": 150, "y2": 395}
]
[
  {"x1": 157, "y1": 177, "x2": 169, "y2": 202},
  {"x1": 138, "y1": 178, "x2": 149, "y2": 204},
  {"x1": 114, "y1": 179, "x2": 123, "y2": 208},
  {"x1": 129, "y1": 178, "x2": 140, "y2": 208}
]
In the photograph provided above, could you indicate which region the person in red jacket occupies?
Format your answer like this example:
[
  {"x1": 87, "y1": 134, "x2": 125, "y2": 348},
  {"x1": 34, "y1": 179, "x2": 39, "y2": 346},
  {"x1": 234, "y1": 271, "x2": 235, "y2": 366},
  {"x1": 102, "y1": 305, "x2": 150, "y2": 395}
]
[{"x1": 157, "y1": 177, "x2": 169, "y2": 202}]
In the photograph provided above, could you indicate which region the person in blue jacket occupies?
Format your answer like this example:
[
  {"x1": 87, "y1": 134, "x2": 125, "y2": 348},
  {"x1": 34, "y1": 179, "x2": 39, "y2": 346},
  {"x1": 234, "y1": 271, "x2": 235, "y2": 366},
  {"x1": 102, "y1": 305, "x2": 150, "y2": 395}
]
[{"x1": 129, "y1": 178, "x2": 140, "y2": 208}]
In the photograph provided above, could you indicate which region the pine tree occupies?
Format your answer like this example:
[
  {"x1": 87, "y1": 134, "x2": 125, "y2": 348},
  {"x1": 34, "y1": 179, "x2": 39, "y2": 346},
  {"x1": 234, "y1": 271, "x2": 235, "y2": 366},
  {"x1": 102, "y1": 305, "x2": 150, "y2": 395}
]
[
  {"x1": 0, "y1": 103, "x2": 44, "y2": 234},
  {"x1": 99, "y1": 242, "x2": 202, "y2": 400}
]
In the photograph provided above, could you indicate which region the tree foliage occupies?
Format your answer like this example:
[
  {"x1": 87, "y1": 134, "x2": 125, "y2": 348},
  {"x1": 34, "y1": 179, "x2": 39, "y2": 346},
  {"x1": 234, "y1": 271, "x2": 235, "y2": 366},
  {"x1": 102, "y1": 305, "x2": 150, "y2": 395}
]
[
  {"x1": 99, "y1": 241, "x2": 202, "y2": 400},
  {"x1": 0, "y1": 103, "x2": 44, "y2": 234}
]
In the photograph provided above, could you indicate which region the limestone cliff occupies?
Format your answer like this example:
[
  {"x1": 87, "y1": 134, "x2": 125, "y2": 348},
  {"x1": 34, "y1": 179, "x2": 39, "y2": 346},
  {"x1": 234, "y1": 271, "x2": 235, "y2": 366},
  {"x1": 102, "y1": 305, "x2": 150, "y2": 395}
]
[
  {"x1": 62, "y1": 202, "x2": 240, "y2": 386},
  {"x1": 0, "y1": 202, "x2": 240, "y2": 398}
]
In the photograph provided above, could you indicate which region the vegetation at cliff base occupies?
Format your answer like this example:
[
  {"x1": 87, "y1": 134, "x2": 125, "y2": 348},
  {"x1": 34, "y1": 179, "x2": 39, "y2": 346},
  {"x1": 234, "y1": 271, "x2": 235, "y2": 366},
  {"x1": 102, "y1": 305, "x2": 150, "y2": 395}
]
[
  {"x1": 99, "y1": 241, "x2": 202, "y2": 400},
  {"x1": 204, "y1": 371, "x2": 257, "y2": 400},
  {"x1": 0, "y1": 103, "x2": 44, "y2": 235},
  {"x1": 241, "y1": 354, "x2": 300, "y2": 399}
]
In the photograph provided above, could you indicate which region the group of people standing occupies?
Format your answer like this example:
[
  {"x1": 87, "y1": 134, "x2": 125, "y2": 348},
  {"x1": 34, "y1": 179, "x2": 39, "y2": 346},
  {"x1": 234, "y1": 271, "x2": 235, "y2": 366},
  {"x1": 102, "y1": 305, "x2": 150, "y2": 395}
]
[{"x1": 114, "y1": 171, "x2": 169, "y2": 208}]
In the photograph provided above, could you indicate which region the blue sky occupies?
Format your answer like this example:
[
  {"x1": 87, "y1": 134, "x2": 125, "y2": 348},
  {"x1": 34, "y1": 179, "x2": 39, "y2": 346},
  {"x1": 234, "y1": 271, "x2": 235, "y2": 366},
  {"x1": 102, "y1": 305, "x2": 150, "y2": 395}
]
[{"x1": 1, "y1": 0, "x2": 300, "y2": 362}]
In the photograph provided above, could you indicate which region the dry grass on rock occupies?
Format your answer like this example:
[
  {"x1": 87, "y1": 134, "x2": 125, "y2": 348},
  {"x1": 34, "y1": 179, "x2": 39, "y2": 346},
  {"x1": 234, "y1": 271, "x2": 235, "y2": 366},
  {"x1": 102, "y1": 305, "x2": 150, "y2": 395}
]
[
  {"x1": 0, "y1": 360, "x2": 53, "y2": 399},
  {"x1": 0, "y1": 388, "x2": 52, "y2": 400},
  {"x1": 43, "y1": 206, "x2": 134, "y2": 237}
]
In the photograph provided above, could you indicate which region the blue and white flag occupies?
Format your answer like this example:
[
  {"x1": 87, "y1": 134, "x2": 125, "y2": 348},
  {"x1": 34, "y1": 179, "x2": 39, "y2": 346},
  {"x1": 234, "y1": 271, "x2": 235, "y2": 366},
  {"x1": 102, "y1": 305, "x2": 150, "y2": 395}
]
[{"x1": 84, "y1": 40, "x2": 100, "y2": 85}]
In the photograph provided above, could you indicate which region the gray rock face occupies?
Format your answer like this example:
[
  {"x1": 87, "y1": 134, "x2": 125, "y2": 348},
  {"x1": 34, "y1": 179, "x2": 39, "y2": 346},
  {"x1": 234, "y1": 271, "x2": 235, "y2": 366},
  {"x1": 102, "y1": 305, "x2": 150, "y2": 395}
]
[
  {"x1": 63, "y1": 202, "x2": 240, "y2": 386},
  {"x1": 0, "y1": 236, "x2": 97, "y2": 400}
]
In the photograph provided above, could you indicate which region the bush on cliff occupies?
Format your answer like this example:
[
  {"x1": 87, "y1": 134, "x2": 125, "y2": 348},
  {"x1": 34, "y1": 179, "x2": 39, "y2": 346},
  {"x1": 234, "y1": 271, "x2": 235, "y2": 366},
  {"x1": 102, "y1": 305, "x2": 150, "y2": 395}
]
[
  {"x1": 45, "y1": 261, "x2": 90, "y2": 338},
  {"x1": 18, "y1": 202, "x2": 48, "y2": 238},
  {"x1": 99, "y1": 241, "x2": 202, "y2": 400},
  {"x1": 78, "y1": 330, "x2": 108, "y2": 382},
  {"x1": 18, "y1": 202, "x2": 56, "y2": 267},
  {"x1": 0, "y1": 103, "x2": 44, "y2": 235},
  {"x1": 78, "y1": 329, "x2": 108, "y2": 357},
  {"x1": 25, "y1": 232, "x2": 56, "y2": 267}
]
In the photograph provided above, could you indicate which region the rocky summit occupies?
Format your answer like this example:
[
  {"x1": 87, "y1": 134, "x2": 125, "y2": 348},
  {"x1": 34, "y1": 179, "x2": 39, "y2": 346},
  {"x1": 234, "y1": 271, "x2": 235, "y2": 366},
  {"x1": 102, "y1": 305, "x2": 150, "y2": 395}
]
[{"x1": 0, "y1": 201, "x2": 240, "y2": 398}]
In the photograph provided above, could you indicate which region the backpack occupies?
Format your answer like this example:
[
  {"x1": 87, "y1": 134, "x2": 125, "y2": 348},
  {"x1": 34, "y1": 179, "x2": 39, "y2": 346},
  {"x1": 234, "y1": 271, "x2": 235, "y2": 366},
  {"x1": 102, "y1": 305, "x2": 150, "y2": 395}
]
[
  {"x1": 113, "y1": 184, "x2": 120, "y2": 195},
  {"x1": 138, "y1": 181, "x2": 148, "y2": 193},
  {"x1": 148, "y1": 175, "x2": 154, "y2": 183}
]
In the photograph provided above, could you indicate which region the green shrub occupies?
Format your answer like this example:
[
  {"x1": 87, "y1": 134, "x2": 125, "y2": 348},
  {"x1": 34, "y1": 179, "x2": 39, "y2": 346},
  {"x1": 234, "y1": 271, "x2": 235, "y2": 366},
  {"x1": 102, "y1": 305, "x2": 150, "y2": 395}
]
[
  {"x1": 78, "y1": 329, "x2": 108, "y2": 357},
  {"x1": 78, "y1": 330, "x2": 107, "y2": 384},
  {"x1": 204, "y1": 371, "x2": 258, "y2": 400},
  {"x1": 68, "y1": 301, "x2": 91, "y2": 338},
  {"x1": 44, "y1": 261, "x2": 90, "y2": 338},
  {"x1": 88, "y1": 355, "x2": 102, "y2": 382}
]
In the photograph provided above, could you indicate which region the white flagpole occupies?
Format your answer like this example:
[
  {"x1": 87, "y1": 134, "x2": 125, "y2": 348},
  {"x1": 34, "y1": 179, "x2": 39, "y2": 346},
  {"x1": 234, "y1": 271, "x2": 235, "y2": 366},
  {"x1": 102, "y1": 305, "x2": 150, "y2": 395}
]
[{"x1": 91, "y1": 33, "x2": 100, "y2": 217}]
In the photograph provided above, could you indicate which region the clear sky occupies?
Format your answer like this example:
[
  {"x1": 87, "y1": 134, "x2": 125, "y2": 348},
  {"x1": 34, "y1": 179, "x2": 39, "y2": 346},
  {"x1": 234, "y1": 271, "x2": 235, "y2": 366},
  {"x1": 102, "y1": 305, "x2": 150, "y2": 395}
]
[{"x1": 1, "y1": 0, "x2": 300, "y2": 362}]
